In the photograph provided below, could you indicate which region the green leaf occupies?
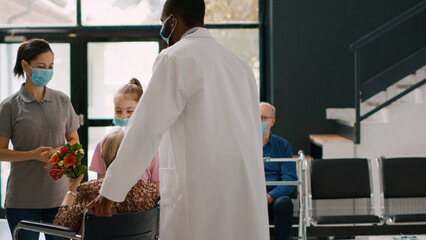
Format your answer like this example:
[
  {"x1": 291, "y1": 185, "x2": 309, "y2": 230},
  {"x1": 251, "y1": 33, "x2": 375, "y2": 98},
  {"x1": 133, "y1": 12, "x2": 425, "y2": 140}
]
[
  {"x1": 69, "y1": 143, "x2": 81, "y2": 152},
  {"x1": 65, "y1": 143, "x2": 71, "y2": 150}
]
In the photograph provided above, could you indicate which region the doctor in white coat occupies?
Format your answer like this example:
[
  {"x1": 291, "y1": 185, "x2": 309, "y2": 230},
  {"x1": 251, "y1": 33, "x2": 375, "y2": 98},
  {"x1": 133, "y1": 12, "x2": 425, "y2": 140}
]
[{"x1": 88, "y1": 0, "x2": 269, "y2": 239}]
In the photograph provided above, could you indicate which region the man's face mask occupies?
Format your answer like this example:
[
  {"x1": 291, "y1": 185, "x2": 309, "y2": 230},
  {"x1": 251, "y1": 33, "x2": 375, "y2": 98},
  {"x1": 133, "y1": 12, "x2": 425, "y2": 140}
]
[
  {"x1": 261, "y1": 122, "x2": 268, "y2": 135},
  {"x1": 26, "y1": 62, "x2": 53, "y2": 87},
  {"x1": 160, "y1": 15, "x2": 177, "y2": 46}
]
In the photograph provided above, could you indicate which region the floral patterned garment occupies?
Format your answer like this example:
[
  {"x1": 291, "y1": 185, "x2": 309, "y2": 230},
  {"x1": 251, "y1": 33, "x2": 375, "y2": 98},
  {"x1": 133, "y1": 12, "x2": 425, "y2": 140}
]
[{"x1": 54, "y1": 179, "x2": 160, "y2": 231}]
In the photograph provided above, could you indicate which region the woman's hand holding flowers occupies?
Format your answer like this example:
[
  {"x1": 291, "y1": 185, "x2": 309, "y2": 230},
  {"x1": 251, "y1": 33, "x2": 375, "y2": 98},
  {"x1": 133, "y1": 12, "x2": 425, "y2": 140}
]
[{"x1": 32, "y1": 146, "x2": 53, "y2": 163}]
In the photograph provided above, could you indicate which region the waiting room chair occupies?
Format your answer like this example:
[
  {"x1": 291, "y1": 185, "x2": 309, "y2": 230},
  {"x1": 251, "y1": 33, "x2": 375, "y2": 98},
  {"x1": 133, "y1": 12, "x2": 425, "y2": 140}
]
[
  {"x1": 377, "y1": 157, "x2": 426, "y2": 225},
  {"x1": 307, "y1": 158, "x2": 381, "y2": 226},
  {"x1": 13, "y1": 206, "x2": 159, "y2": 240}
]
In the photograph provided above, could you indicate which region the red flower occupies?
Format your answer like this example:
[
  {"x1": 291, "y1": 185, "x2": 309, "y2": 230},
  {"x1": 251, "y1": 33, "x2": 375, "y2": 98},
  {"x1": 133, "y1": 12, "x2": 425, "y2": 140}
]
[
  {"x1": 49, "y1": 167, "x2": 64, "y2": 180},
  {"x1": 60, "y1": 146, "x2": 70, "y2": 155},
  {"x1": 49, "y1": 154, "x2": 60, "y2": 165},
  {"x1": 64, "y1": 153, "x2": 76, "y2": 167}
]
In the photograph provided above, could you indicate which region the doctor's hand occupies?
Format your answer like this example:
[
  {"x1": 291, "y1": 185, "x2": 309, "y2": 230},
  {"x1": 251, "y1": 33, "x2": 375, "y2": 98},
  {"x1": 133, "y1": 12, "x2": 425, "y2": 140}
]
[{"x1": 87, "y1": 194, "x2": 114, "y2": 217}]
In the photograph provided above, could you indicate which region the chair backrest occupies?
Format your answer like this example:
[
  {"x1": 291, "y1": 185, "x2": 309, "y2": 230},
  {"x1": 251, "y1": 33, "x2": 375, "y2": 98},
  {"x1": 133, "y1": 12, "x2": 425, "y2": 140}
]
[
  {"x1": 380, "y1": 157, "x2": 426, "y2": 198},
  {"x1": 81, "y1": 206, "x2": 159, "y2": 240},
  {"x1": 310, "y1": 158, "x2": 371, "y2": 200}
]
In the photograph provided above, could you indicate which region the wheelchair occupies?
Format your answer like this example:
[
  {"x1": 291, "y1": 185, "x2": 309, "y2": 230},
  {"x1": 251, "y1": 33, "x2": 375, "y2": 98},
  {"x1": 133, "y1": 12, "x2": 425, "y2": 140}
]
[{"x1": 13, "y1": 206, "x2": 159, "y2": 240}]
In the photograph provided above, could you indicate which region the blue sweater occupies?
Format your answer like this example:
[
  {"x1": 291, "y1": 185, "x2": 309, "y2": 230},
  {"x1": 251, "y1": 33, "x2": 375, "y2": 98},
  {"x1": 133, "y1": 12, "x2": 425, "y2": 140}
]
[{"x1": 263, "y1": 134, "x2": 297, "y2": 200}]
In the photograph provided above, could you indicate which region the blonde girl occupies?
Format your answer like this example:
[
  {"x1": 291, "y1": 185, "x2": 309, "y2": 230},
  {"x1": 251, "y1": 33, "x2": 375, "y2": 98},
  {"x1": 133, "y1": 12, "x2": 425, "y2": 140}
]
[{"x1": 89, "y1": 78, "x2": 159, "y2": 183}]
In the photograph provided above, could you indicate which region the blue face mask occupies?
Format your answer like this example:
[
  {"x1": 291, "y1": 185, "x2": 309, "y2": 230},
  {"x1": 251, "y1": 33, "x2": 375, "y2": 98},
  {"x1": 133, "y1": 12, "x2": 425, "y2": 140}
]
[
  {"x1": 160, "y1": 15, "x2": 177, "y2": 45},
  {"x1": 159, "y1": 31, "x2": 170, "y2": 45},
  {"x1": 261, "y1": 122, "x2": 268, "y2": 135},
  {"x1": 113, "y1": 117, "x2": 129, "y2": 127},
  {"x1": 29, "y1": 67, "x2": 53, "y2": 87}
]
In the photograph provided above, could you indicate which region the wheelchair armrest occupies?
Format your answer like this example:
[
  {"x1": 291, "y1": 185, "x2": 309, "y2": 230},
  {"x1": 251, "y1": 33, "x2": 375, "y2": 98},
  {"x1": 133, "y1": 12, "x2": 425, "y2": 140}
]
[{"x1": 14, "y1": 220, "x2": 79, "y2": 239}]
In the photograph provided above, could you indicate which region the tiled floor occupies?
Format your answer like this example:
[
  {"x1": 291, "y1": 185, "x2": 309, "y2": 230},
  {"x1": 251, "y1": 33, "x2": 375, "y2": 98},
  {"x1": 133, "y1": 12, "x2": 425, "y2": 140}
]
[
  {"x1": 1, "y1": 218, "x2": 425, "y2": 240},
  {"x1": 356, "y1": 236, "x2": 426, "y2": 240},
  {"x1": 0, "y1": 219, "x2": 46, "y2": 240}
]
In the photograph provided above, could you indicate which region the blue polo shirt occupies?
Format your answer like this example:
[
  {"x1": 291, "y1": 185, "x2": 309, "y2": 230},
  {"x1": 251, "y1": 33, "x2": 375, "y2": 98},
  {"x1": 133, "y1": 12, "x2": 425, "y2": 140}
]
[{"x1": 264, "y1": 133, "x2": 297, "y2": 200}]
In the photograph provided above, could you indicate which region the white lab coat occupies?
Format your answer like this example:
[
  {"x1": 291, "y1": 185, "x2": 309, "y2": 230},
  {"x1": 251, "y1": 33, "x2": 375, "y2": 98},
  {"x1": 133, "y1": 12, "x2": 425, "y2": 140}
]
[{"x1": 100, "y1": 28, "x2": 269, "y2": 240}]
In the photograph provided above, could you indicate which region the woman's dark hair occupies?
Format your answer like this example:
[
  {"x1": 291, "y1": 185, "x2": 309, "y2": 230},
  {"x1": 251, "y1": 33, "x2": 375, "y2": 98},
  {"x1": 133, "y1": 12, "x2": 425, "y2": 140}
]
[
  {"x1": 164, "y1": 0, "x2": 205, "y2": 27},
  {"x1": 116, "y1": 78, "x2": 144, "y2": 102},
  {"x1": 13, "y1": 39, "x2": 53, "y2": 78}
]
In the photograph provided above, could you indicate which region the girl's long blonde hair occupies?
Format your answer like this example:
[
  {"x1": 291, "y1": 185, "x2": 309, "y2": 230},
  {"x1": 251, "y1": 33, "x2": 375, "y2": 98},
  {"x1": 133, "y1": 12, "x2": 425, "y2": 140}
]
[{"x1": 101, "y1": 126, "x2": 126, "y2": 168}]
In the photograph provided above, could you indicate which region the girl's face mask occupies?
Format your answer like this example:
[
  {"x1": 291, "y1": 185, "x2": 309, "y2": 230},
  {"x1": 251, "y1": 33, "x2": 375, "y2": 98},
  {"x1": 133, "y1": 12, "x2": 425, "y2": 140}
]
[{"x1": 113, "y1": 117, "x2": 130, "y2": 127}]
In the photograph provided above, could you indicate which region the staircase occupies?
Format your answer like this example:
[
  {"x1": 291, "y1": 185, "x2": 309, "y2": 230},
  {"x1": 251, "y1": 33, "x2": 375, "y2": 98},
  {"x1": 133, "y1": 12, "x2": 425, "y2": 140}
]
[
  {"x1": 313, "y1": 1, "x2": 426, "y2": 159},
  {"x1": 326, "y1": 65, "x2": 426, "y2": 159},
  {"x1": 305, "y1": 1, "x2": 426, "y2": 225}
]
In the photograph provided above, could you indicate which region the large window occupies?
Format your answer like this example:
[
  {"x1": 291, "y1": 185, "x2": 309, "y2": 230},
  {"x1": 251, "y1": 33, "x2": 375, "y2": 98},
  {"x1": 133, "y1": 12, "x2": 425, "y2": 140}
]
[
  {"x1": 81, "y1": 0, "x2": 258, "y2": 26},
  {"x1": 88, "y1": 42, "x2": 159, "y2": 119},
  {"x1": 210, "y1": 29, "x2": 260, "y2": 86},
  {"x1": 82, "y1": 0, "x2": 165, "y2": 26},
  {"x1": 87, "y1": 42, "x2": 159, "y2": 180},
  {"x1": 0, "y1": 0, "x2": 262, "y2": 214},
  {"x1": 0, "y1": 0, "x2": 77, "y2": 27},
  {"x1": 0, "y1": 43, "x2": 70, "y2": 101},
  {"x1": 205, "y1": 0, "x2": 258, "y2": 23}
]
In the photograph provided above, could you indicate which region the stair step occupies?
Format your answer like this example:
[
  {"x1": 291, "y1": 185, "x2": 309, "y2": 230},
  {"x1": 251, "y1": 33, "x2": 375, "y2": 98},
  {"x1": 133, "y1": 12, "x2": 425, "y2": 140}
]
[
  {"x1": 326, "y1": 107, "x2": 389, "y2": 126},
  {"x1": 309, "y1": 134, "x2": 352, "y2": 146},
  {"x1": 309, "y1": 134, "x2": 354, "y2": 159},
  {"x1": 386, "y1": 74, "x2": 422, "y2": 104},
  {"x1": 416, "y1": 65, "x2": 426, "y2": 82},
  {"x1": 327, "y1": 67, "x2": 426, "y2": 126}
]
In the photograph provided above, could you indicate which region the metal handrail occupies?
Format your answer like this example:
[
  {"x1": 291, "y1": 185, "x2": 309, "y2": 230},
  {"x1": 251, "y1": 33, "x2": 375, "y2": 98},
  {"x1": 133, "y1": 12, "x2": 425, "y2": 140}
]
[
  {"x1": 263, "y1": 157, "x2": 299, "y2": 162},
  {"x1": 265, "y1": 181, "x2": 301, "y2": 186},
  {"x1": 263, "y1": 157, "x2": 302, "y2": 186},
  {"x1": 351, "y1": 0, "x2": 426, "y2": 144},
  {"x1": 349, "y1": 0, "x2": 426, "y2": 51},
  {"x1": 264, "y1": 151, "x2": 308, "y2": 240},
  {"x1": 298, "y1": 150, "x2": 308, "y2": 240}
]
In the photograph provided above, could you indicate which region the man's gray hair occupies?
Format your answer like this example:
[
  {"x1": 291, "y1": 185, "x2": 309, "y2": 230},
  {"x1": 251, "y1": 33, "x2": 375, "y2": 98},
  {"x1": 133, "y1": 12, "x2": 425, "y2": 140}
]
[{"x1": 260, "y1": 102, "x2": 276, "y2": 118}]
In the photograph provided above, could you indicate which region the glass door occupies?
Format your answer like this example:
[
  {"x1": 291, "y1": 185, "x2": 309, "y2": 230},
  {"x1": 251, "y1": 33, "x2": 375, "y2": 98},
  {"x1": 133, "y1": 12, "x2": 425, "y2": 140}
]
[{"x1": 86, "y1": 41, "x2": 160, "y2": 180}]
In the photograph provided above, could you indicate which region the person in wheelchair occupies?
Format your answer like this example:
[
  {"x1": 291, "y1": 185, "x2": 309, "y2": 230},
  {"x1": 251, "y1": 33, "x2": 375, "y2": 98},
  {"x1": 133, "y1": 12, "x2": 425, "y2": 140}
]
[{"x1": 53, "y1": 126, "x2": 160, "y2": 232}]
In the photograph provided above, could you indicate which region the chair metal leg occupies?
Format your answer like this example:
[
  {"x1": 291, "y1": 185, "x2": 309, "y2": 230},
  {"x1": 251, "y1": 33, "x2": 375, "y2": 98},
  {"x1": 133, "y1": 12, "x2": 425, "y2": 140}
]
[
  {"x1": 13, "y1": 225, "x2": 21, "y2": 240},
  {"x1": 298, "y1": 151, "x2": 307, "y2": 240}
]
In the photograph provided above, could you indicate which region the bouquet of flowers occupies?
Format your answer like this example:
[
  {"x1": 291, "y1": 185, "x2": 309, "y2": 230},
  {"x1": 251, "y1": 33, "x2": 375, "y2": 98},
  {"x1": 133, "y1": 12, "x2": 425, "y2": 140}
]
[{"x1": 48, "y1": 143, "x2": 87, "y2": 180}]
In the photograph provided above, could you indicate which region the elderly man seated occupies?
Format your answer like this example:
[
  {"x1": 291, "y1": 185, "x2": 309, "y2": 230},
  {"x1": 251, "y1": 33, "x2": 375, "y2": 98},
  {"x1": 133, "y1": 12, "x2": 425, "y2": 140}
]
[{"x1": 260, "y1": 102, "x2": 297, "y2": 240}]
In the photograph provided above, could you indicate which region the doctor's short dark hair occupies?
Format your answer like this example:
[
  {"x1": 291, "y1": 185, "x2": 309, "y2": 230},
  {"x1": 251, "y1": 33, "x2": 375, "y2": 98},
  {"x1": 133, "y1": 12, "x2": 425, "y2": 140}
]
[
  {"x1": 13, "y1": 38, "x2": 53, "y2": 78},
  {"x1": 164, "y1": 0, "x2": 205, "y2": 26}
]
